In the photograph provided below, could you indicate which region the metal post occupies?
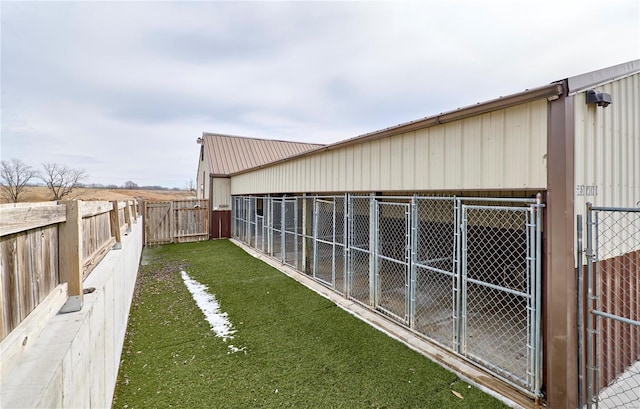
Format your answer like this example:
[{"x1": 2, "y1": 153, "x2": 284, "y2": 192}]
[
  {"x1": 347, "y1": 195, "x2": 353, "y2": 298},
  {"x1": 534, "y1": 194, "x2": 543, "y2": 396},
  {"x1": 409, "y1": 196, "x2": 418, "y2": 329},
  {"x1": 453, "y1": 198, "x2": 462, "y2": 352},
  {"x1": 369, "y1": 195, "x2": 377, "y2": 308},
  {"x1": 332, "y1": 198, "x2": 336, "y2": 288},
  {"x1": 313, "y1": 197, "x2": 319, "y2": 279},
  {"x1": 585, "y1": 202, "x2": 595, "y2": 409},
  {"x1": 266, "y1": 196, "x2": 272, "y2": 255},
  {"x1": 343, "y1": 193, "x2": 348, "y2": 295},
  {"x1": 459, "y1": 203, "x2": 468, "y2": 354},
  {"x1": 577, "y1": 214, "x2": 584, "y2": 408},
  {"x1": 592, "y1": 208, "x2": 600, "y2": 409},
  {"x1": 302, "y1": 195, "x2": 307, "y2": 272},
  {"x1": 294, "y1": 198, "x2": 299, "y2": 269},
  {"x1": 526, "y1": 205, "x2": 535, "y2": 390},
  {"x1": 280, "y1": 198, "x2": 285, "y2": 263}
]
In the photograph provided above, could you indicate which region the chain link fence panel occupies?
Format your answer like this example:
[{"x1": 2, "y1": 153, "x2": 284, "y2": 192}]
[{"x1": 586, "y1": 205, "x2": 640, "y2": 409}]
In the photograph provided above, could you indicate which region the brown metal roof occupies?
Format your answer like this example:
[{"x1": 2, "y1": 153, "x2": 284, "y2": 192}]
[{"x1": 202, "y1": 133, "x2": 324, "y2": 176}]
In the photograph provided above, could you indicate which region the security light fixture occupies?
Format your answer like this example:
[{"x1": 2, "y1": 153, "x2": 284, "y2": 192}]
[{"x1": 586, "y1": 89, "x2": 612, "y2": 108}]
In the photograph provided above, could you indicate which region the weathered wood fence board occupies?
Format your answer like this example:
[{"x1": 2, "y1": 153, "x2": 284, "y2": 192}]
[
  {"x1": 144, "y1": 199, "x2": 208, "y2": 245},
  {"x1": 2, "y1": 220, "x2": 61, "y2": 340},
  {"x1": 0, "y1": 199, "x2": 139, "y2": 341}
]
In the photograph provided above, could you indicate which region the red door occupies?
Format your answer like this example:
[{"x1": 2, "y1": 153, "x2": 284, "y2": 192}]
[{"x1": 211, "y1": 210, "x2": 231, "y2": 239}]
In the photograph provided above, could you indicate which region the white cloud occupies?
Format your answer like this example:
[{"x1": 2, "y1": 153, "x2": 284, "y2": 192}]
[{"x1": 1, "y1": 1, "x2": 638, "y2": 187}]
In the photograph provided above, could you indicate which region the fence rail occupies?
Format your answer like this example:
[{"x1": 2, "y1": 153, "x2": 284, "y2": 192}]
[{"x1": 0, "y1": 199, "x2": 139, "y2": 341}]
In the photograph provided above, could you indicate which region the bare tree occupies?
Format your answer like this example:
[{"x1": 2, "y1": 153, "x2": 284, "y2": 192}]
[
  {"x1": 0, "y1": 159, "x2": 38, "y2": 203},
  {"x1": 186, "y1": 178, "x2": 195, "y2": 192},
  {"x1": 39, "y1": 162, "x2": 87, "y2": 200},
  {"x1": 124, "y1": 180, "x2": 138, "y2": 189}
]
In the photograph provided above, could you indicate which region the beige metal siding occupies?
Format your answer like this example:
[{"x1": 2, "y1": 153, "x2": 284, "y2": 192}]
[
  {"x1": 574, "y1": 72, "x2": 639, "y2": 210},
  {"x1": 211, "y1": 178, "x2": 231, "y2": 210},
  {"x1": 574, "y1": 72, "x2": 640, "y2": 258},
  {"x1": 231, "y1": 99, "x2": 548, "y2": 195},
  {"x1": 196, "y1": 151, "x2": 210, "y2": 200}
]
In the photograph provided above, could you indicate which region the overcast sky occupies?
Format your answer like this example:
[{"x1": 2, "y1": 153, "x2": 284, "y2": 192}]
[{"x1": 1, "y1": 1, "x2": 638, "y2": 188}]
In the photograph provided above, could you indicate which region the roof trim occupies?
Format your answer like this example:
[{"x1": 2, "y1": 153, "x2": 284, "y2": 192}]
[
  {"x1": 201, "y1": 131, "x2": 325, "y2": 147},
  {"x1": 230, "y1": 82, "x2": 564, "y2": 176},
  {"x1": 567, "y1": 59, "x2": 640, "y2": 95}
]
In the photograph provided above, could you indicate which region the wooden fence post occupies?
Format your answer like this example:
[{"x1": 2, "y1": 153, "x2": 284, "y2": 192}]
[
  {"x1": 110, "y1": 200, "x2": 122, "y2": 250},
  {"x1": 142, "y1": 201, "x2": 147, "y2": 246},
  {"x1": 59, "y1": 200, "x2": 83, "y2": 313},
  {"x1": 124, "y1": 200, "x2": 132, "y2": 233},
  {"x1": 132, "y1": 199, "x2": 139, "y2": 222}
]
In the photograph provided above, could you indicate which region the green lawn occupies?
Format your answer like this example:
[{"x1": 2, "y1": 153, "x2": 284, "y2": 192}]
[{"x1": 113, "y1": 240, "x2": 508, "y2": 408}]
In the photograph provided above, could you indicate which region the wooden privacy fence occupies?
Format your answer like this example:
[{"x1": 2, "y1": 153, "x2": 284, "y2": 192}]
[
  {"x1": 0, "y1": 199, "x2": 139, "y2": 341},
  {"x1": 144, "y1": 199, "x2": 208, "y2": 245}
]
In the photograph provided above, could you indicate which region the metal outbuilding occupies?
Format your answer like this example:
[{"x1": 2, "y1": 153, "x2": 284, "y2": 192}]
[
  {"x1": 196, "y1": 133, "x2": 323, "y2": 237},
  {"x1": 210, "y1": 60, "x2": 639, "y2": 408}
]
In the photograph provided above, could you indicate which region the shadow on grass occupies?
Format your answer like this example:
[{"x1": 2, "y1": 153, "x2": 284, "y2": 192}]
[{"x1": 113, "y1": 240, "x2": 509, "y2": 408}]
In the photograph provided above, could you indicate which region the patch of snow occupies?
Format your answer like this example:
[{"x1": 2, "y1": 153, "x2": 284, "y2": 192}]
[{"x1": 180, "y1": 271, "x2": 246, "y2": 354}]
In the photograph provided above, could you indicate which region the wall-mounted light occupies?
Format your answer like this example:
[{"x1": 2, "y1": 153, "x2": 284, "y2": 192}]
[
  {"x1": 586, "y1": 89, "x2": 612, "y2": 108},
  {"x1": 196, "y1": 137, "x2": 203, "y2": 144}
]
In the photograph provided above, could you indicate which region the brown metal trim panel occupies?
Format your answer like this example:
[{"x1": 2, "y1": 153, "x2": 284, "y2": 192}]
[{"x1": 544, "y1": 86, "x2": 577, "y2": 409}]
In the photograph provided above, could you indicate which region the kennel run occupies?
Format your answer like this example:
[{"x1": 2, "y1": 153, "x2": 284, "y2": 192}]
[
  {"x1": 196, "y1": 60, "x2": 639, "y2": 408},
  {"x1": 232, "y1": 194, "x2": 544, "y2": 396}
]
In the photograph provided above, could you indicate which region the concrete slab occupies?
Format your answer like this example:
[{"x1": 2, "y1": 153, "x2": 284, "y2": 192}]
[{"x1": 597, "y1": 360, "x2": 640, "y2": 408}]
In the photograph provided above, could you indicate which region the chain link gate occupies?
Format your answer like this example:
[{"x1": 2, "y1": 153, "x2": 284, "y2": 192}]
[
  {"x1": 244, "y1": 197, "x2": 255, "y2": 245},
  {"x1": 283, "y1": 198, "x2": 298, "y2": 268},
  {"x1": 255, "y1": 198, "x2": 264, "y2": 252},
  {"x1": 581, "y1": 204, "x2": 640, "y2": 409},
  {"x1": 270, "y1": 198, "x2": 283, "y2": 261},
  {"x1": 348, "y1": 196, "x2": 372, "y2": 306},
  {"x1": 375, "y1": 200, "x2": 411, "y2": 325},
  {"x1": 412, "y1": 197, "x2": 458, "y2": 348},
  {"x1": 312, "y1": 197, "x2": 347, "y2": 294},
  {"x1": 461, "y1": 203, "x2": 542, "y2": 393}
]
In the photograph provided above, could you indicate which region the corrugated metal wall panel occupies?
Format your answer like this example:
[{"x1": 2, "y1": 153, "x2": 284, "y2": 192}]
[
  {"x1": 574, "y1": 73, "x2": 640, "y2": 259},
  {"x1": 211, "y1": 178, "x2": 231, "y2": 210},
  {"x1": 196, "y1": 154, "x2": 209, "y2": 200},
  {"x1": 574, "y1": 73, "x2": 640, "y2": 210},
  {"x1": 231, "y1": 99, "x2": 548, "y2": 195}
]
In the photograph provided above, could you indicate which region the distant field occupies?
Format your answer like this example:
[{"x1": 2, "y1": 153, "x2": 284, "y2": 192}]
[{"x1": 1, "y1": 186, "x2": 196, "y2": 204}]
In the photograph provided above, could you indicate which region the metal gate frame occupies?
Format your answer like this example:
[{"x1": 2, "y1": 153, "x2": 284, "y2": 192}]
[
  {"x1": 579, "y1": 203, "x2": 640, "y2": 409},
  {"x1": 460, "y1": 202, "x2": 542, "y2": 393},
  {"x1": 312, "y1": 196, "x2": 347, "y2": 293},
  {"x1": 374, "y1": 200, "x2": 411, "y2": 325}
]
